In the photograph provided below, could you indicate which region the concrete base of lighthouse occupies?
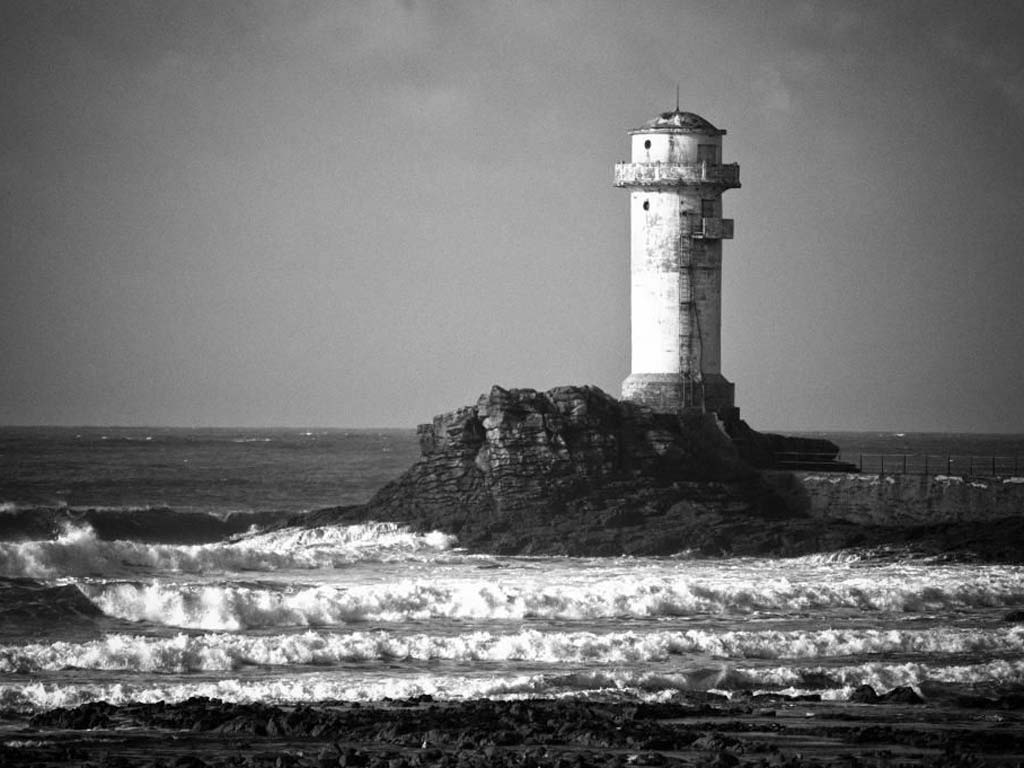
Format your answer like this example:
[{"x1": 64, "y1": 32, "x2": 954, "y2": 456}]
[{"x1": 622, "y1": 373, "x2": 735, "y2": 417}]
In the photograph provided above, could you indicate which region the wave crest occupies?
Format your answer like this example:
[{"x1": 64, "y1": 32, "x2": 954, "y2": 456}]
[
  {"x1": 4, "y1": 625, "x2": 1024, "y2": 674},
  {"x1": 4, "y1": 657, "x2": 1023, "y2": 712},
  {"x1": 76, "y1": 568, "x2": 1024, "y2": 631},
  {"x1": 0, "y1": 522, "x2": 457, "y2": 579}
]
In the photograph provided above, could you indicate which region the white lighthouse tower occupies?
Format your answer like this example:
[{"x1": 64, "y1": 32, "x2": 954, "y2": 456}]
[{"x1": 614, "y1": 107, "x2": 741, "y2": 416}]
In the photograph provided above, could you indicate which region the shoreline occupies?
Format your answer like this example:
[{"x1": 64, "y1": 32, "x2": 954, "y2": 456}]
[{"x1": 5, "y1": 690, "x2": 1024, "y2": 767}]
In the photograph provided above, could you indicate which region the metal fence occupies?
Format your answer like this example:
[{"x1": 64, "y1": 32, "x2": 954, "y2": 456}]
[{"x1": 775, "y1": 452, "x2": 1023, "y2": 477}]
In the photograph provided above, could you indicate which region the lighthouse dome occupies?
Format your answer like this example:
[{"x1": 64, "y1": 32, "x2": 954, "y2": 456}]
[{"x1": 630, "y1": 108, "x2": 726, "y2": 136}]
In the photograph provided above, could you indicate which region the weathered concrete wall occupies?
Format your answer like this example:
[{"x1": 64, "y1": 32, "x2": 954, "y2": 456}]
[
  {"x1": 624, "y1": 169, "x2": 728, "y2": 379},
  {"x1": 630, "y1": 132, "x2": 722, "y2": 164},
  {"x1": 765, "y1": 471, "x2": 1024, "y2": 527},
  {"x1": 688, "y1": 236, "x2": 723, "y2": 376},
  {"x1": 629, "y1": 189, "x2": 682, "y2": 374}
]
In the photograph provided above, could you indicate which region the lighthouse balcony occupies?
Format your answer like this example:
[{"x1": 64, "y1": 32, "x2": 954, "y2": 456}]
[
  {"x1": 687, "y1": 216, "x2": 734, "y2": 240},
  {"x1": 613, "y1": 161, "x2": 740, "y2": 188}
]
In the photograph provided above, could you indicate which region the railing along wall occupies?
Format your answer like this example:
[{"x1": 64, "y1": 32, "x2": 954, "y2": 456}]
[{"x1": 774, "y1": 452, "x2": 1023, "y2": 477}]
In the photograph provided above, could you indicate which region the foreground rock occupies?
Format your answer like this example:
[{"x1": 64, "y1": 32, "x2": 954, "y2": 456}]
[
  {"x1": 298, "y1": 385, "x2": 1024, "y2": 560},
  {"x1": 7, "y1": 693, "x2": 1024, "y2": 767}
]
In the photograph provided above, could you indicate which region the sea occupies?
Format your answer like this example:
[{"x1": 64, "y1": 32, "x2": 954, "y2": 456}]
[{"x1": 2, "y1": 426, "x2": 1024, "y2": 715}]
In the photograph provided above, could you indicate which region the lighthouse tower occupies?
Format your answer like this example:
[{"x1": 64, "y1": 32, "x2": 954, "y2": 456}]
[{"x1": 614, "y1": 107, "x2": 741, "y2": 416}]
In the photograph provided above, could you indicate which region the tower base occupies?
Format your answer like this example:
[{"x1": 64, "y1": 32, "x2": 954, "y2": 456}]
[{"x1": 622, "y1": 373, "x2": 735, "y2": 416}]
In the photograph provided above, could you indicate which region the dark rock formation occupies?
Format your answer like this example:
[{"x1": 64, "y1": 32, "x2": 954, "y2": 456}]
[
  {"x1": 850, "y1": 685, "x2": 925, "y2": 704},
  {"x1": 726, "y1": 417, "x2": 859, "y2": 472},
  {"x1": 300, "y1": 385, "x2": 829, "y2": 556},
  {"x1": 294, "y1": 384, "x2": 1024, "y2": 560},
  {"x1": 16, "y1": 693, "x2": 1024, "y2": 767},
  {"x1": 379, "y1": 383, "x2": 753, "y2": 511}
]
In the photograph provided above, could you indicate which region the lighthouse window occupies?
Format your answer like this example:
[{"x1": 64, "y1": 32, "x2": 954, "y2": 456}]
[
  {"x1": 644, "y1": 140, "x2": 652, "y2": 149},
  {"x1": 642, "y1": 200, "x2": 650, "y2": 211},
  {"x1": 697, "y1": 144, "x2": 718, "y2": 164}
]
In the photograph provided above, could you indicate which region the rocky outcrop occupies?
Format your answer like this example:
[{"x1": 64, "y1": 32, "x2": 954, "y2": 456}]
[
  {"x1": 28, "y1": 691, "x2": 1024, "y2": 768},
  {"x1": 300, "y1": 385, "x2": 826, "y2": 556},
  {"x1": 380, "y1": 383, "x2": 753, "y2": 511},
  {"x1": 295, "y1": 384, "x2": 1024, "y2": 561},
  {"x1": 726, "y1": 418, "x2": 859, "y2": 472}
]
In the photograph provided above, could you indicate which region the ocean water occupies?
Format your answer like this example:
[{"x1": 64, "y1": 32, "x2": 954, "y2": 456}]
[{"x1": 1, "y1": 427, "x2": 1023, "y2": 713}]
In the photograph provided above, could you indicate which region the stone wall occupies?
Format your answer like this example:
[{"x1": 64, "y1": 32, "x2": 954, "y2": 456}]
[{"x1": 765, "y1": 472, "x2": 1024, "y2": 527}]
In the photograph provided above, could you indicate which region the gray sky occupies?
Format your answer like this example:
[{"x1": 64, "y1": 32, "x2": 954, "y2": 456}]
[{"x1": 3, "y1": 1, "x2": 1024, "y2": 431}]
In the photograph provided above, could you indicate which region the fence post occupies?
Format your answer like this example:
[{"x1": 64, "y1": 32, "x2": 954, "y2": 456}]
[
  {"x1": 903, "y1": 454, "x2": 907, "y2": 474},
  {"x1": 969, "y1": 456, "x2": 974, "y2": 476}
]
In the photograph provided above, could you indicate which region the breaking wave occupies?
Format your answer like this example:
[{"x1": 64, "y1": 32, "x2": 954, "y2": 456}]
[
  {"x1": 3, "y1": 625, "x2": 1024, "y2": 674},
  {"x1": 0, "y1": 522, "x2": 457, "y2": 579},
  {"x1": 4, "y1": 657, "x2": 1023, "y2": 712},
  {"x1": 76, "y1": 568, "x2": 1024, "y2": 631}
]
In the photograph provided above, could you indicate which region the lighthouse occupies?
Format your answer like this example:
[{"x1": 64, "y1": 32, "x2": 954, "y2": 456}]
[{"x1": 614, "y1": 107, "x2": 741, "y2": 416}]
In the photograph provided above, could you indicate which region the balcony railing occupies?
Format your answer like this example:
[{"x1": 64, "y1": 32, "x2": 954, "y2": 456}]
[{"x1": 613, "y1": 161, "x2": 741, "y2": 188}]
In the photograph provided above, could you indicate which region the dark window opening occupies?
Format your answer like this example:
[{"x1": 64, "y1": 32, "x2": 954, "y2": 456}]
[
  {"x1": 697, "y1": 144, "x2": 718, "y2": 164},
  {"x1": 642, "y1": 200, "x2": 650, "y2": 211},
  {"x1": 644, "y1": 139, "x2": 652, "y2": 149}
]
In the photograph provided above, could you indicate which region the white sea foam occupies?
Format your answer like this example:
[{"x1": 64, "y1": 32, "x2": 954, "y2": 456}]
[
  {"x1": 785, "y1": 551, "x2": 870, "y2": 565},
  {"x1": 736, "y1": 658, "x2": 1024, "y2": 693},
  {"x1": 3, "y1": 625, "x2": 1023, "y2": 674},
  {"x1": 0, "y1": 673, "x2": 534, "y2": 712},
  {"x1": 3, "y1": 657, "x2": 1022, "y2": 712},
  {"x1": 0, "y1": 522, "x2": 456, "y2": 579},
  {"x1": 802, "y1": 474, "x2": 896, "y2": 485},
  {"x1": 75, "y1": 565, "x2": 1024, "y2": 631}
]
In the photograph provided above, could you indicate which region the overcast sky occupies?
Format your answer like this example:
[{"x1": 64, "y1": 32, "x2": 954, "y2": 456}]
[{"x1": 3, "y1": 1, "x2": 1024, "y2": 432}]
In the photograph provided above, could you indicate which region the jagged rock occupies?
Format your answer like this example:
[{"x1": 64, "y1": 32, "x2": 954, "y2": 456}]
[
  {"x1": 380, "y1": 384, "x2": 752, "y2": 513},
  {"x1": 878, "y1": 686, "x2": 925, "y2": 704},
  {"x1": 726, "y1": 418, "x2": 857, "y2": 472},
  {"x1": 850, "y1": 685, "x2": 925, "y2": 705},
  {"x1": 300, "y1": 385, "x2": 812, "y2": 556},
  {"x1": 849, "y1": 685, "x2": 879, "y2": 703},
  {"x1": 294, "y1": 384, "x2": 1024, "y2": 560}
]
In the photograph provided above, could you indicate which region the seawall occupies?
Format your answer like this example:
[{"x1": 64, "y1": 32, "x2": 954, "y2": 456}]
[{"x1": 766, "y1": 471, "x2": 1024, "y2": 527}]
